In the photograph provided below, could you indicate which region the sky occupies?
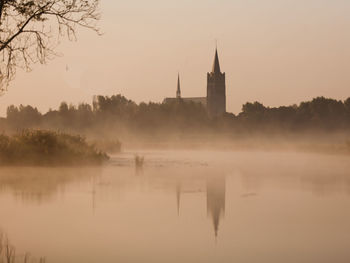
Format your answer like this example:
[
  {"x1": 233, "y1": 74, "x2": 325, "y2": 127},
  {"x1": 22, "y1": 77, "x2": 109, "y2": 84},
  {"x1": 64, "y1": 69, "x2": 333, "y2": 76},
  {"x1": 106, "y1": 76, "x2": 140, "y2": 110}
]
[{"x1": 0, "y1": 0, "x2": 350, "y2": 116}]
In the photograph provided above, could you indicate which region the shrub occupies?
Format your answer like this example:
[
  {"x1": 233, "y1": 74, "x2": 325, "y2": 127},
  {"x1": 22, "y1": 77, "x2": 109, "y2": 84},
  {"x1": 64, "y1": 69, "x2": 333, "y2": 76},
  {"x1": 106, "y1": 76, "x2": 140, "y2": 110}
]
[{"x1": 0, "y1": 130, "x2": 109, "y2": 166}]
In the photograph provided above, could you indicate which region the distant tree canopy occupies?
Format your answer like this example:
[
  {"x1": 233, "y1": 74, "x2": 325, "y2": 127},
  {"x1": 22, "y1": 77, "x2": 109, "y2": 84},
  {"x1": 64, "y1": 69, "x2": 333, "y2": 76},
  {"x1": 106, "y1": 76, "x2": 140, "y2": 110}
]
[
  {"x1": 238, "y1": 97, "x2": 350, "y2": 131},
  {"x1": 7, "y1": 104, "x2": 41, "y2": 128},
  {"x1": 3, "y1": 95, "x2": 350, "y2": 137},
  {"x1": 0, "y1": 0, "x2": 100, "y2": 91}
]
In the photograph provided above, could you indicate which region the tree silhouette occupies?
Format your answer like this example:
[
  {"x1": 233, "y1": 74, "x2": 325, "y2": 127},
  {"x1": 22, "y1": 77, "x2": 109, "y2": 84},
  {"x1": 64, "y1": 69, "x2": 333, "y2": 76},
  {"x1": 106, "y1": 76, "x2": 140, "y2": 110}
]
[{"x1": 0, "y1": 0, "x2": 100, "y2": 91}]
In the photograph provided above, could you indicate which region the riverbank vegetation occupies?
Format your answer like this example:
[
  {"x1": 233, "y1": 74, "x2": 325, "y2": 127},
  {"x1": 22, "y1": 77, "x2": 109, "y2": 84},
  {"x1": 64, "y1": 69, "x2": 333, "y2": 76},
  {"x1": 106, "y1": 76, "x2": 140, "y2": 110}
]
[
  {"x1": 0, "y1": 130, "x2": 109, "y2": 166},
  {"x1": 90, "y1": 139, "x2": 122, "y2": 153},
  {"x1": 0, "y1": 232, "x2": 45, "y2": 263}
]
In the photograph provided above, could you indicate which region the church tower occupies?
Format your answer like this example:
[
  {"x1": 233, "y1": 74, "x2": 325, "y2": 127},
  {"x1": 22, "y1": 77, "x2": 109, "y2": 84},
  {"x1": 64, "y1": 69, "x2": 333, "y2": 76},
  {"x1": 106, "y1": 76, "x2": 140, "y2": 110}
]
[
  {"x1": 207, "y1": 48, "x2": 226, "y2": 117},
  {"x1": 176, "y1": 73, "x2": 181, "y2": 98}
]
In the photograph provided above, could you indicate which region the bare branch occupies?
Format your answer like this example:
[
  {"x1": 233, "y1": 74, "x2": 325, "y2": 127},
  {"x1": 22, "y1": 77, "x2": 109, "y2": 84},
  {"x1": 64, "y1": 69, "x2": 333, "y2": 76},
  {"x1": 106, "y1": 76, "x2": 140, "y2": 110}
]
[{"x1": 0, "y1": 0, "x2": 101, "y2": 92}]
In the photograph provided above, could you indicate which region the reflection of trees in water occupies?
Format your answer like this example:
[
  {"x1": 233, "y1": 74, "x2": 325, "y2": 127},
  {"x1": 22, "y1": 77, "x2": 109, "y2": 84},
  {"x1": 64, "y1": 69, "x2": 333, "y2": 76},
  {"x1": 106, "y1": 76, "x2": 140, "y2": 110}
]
[
  {"x1": 0, "y1": 167, "x2": 102, "y2": 204},
  {"x1": 238, "y1": 160, "x2": 350, "y2": 196},
  {"x1": 300, "y1": 173, "x2": 350, "y2": 196}
]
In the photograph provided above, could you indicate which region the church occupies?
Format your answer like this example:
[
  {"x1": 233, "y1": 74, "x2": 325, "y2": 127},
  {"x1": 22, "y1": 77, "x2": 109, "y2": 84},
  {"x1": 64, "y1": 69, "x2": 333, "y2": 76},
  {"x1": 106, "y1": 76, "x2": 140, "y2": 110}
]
[{"x1": 163, "y1": 48, "x2": 226, "y2": 118}]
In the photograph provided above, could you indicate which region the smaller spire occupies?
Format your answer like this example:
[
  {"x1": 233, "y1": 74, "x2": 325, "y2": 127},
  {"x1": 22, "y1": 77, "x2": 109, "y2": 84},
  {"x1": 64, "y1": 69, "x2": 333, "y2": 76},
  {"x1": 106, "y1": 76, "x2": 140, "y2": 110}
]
[
  {"x1": 176, "y1": 73, "x2": 181, "y2": 98},
  {"x1": 212, "y1": 48, "x2": 221, "y2": 74}
]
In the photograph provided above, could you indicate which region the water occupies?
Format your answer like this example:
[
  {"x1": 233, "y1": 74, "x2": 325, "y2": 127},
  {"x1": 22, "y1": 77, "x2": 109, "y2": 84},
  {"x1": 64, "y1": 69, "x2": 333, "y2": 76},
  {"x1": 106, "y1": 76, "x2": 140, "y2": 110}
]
[{"x1": 0, "y1": 150, "x2": 350, "y2": 263}]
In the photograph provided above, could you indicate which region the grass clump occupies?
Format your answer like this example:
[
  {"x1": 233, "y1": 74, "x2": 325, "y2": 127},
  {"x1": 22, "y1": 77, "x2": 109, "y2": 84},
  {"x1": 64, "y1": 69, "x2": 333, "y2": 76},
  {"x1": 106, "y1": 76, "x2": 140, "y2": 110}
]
[
  {"x1": 0, "y1": 130, "x2": 109, "y2": 166},
  {"x1": 0, "y1": 232, "x2": 46, "y2": 262}
]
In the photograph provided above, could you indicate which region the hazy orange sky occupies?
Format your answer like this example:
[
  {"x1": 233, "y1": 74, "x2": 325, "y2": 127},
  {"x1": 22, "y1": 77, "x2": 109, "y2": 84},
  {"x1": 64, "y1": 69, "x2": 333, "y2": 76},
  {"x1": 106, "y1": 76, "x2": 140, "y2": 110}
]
[{"x1": 1, "y1": 0, "x2": 349, "y2": 116}]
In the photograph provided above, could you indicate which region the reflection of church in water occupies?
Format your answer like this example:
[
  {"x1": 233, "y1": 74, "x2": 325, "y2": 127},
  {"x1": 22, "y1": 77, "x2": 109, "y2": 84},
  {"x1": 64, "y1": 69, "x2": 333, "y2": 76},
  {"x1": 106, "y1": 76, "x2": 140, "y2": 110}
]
[{"x1": 176, "y1": 176, "x2": 226, "y2": 238}]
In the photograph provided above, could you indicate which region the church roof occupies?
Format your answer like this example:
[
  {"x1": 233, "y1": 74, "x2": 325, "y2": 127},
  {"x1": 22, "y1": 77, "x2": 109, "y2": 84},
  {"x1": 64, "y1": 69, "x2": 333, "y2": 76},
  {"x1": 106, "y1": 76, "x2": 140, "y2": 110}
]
[
  {"x1": 163, "y1": 97, "x2": 207, "y2": 107},
  {"x1": 212, "y1": 48, "x2": 221, "y2": 74}
]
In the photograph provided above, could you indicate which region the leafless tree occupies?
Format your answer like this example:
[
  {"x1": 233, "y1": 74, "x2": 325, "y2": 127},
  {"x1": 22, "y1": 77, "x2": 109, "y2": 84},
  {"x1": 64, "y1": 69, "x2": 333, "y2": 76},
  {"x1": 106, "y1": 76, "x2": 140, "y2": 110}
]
[{"x1": 0, "y1": 0, "x2": 100, "y2": 91}]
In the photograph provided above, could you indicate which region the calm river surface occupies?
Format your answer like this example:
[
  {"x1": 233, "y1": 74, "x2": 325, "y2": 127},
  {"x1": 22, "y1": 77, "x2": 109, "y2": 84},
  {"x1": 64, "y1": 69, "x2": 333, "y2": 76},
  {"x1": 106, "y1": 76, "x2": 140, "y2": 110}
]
[{"x1": 1, "y1": 150, "x2": 350, "y2": 263}]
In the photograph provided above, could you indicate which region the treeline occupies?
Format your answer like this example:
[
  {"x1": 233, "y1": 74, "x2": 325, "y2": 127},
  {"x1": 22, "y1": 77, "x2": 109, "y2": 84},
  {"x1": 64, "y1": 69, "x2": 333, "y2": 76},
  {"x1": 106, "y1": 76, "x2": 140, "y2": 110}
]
[
  {"x1": 232, "y1": 97, "x2": 350, "y2": 132},
  {"x1": 3, "y1": 95, "x2": 209, "y2": 137},
  {"x1": 2, "y1": 95, "x2": 350, "y2": 138}
]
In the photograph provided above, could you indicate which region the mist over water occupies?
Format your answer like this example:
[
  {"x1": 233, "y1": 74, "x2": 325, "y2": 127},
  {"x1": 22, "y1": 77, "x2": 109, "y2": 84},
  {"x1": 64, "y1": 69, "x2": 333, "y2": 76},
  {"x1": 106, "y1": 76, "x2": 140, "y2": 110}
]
[{"x1": 0, "y1": 150, "x2": 350, "y2": 263}]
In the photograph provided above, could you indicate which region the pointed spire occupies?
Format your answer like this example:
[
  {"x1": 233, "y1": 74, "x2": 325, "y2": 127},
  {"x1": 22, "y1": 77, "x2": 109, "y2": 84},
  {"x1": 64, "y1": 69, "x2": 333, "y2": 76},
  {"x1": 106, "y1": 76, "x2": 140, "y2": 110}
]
[
  {"x1": 212, "y1": 48, "x2": 221, "y2": 74},
  {"x1": 176, "y1": 73, "x2": 181, "y2": 98}
]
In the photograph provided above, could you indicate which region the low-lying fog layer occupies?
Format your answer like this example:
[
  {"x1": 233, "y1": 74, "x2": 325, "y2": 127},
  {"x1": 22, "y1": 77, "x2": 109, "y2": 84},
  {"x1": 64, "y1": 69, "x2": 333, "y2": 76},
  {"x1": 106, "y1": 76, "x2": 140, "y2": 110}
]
[{"x1": 0, "y1": 150, "x2": 350, "y2": 263}]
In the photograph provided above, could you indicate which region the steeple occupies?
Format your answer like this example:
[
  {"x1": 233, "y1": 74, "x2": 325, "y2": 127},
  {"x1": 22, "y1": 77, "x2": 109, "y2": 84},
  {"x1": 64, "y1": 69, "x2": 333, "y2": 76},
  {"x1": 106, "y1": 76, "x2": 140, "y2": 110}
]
[
  {"x1": 207, "y1": 46, "x2": 226, "y2": 118},
  {"x1": 176, "y1": 73, "x2": 181, "y2": 98},
  {"x1": 212, "y1": 48, "x2": 221, "y2": 74}
]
